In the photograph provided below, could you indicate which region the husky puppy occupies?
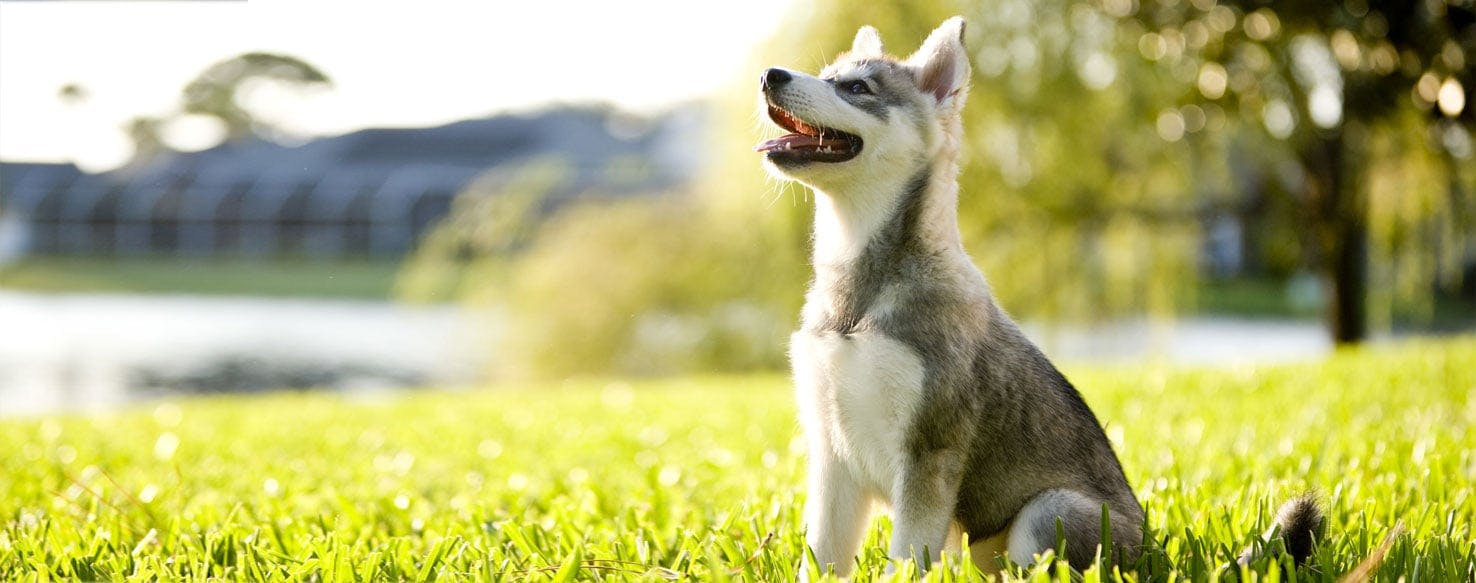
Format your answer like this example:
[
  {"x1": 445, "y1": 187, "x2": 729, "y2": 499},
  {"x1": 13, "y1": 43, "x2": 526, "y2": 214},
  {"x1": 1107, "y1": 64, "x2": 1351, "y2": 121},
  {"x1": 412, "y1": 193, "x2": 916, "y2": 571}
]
[{"x1": 757, "y1": 17, "x2": 1322, "y2": 576}]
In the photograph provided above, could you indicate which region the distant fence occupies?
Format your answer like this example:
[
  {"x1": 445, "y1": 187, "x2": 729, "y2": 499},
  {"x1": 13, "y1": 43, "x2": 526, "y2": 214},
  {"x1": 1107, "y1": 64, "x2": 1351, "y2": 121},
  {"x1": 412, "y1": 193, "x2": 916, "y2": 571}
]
[
  {"x1": 0, "y1": 161, "x2": 680, "y2": 262},
  {"x1": 1, "y1": 164, "x2": 466, "y2": 259},
  {"x1": 2, "y1": 108, "x2": 703, "y2": 262}
]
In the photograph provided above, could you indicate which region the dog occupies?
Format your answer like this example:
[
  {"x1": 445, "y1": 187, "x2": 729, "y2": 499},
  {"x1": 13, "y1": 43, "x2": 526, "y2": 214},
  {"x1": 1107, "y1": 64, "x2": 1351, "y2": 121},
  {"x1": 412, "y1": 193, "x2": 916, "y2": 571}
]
[{"x1": 757, "y1": 16, "x2": 1323, "y2": 577}]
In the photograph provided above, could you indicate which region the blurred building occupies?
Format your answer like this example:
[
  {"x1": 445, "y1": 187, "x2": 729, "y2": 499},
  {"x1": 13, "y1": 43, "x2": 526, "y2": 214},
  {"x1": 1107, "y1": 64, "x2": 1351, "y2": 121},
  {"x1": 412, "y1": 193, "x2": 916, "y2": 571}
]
[{"x1": 0, "y1": 105, "x2": 702, "y2": 260}]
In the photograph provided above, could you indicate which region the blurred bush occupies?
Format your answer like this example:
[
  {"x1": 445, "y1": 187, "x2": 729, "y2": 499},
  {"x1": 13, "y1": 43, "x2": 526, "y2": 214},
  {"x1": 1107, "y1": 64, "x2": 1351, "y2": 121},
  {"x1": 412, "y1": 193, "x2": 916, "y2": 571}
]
[{"x1": 398, "y1": 159, "x2": 807, "y2": 378}]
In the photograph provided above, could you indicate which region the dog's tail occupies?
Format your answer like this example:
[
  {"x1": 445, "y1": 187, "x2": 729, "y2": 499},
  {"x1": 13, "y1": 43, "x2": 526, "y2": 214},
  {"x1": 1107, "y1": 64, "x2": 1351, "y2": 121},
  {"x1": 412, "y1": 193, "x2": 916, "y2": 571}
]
[{"x1": 1236, "y1": 495, "x2": 1325, "y2": 566}]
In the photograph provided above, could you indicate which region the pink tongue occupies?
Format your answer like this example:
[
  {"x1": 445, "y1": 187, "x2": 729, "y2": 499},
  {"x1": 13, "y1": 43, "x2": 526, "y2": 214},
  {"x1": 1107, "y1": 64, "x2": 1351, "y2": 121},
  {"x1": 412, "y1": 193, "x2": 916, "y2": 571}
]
[{"x1": 755, "y1": 134, "x2": 821, "y2": 152}]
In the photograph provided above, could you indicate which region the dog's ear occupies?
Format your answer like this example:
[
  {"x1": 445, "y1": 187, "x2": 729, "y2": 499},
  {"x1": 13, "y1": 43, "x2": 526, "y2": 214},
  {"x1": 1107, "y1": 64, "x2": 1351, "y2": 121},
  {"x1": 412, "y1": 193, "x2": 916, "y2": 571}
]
[
  {"x1": 906, "y1": 17, "x2": 971, "y2": 107},
  {"x1": 851, "y1": 25, "x2": 885, "y2": 57}
]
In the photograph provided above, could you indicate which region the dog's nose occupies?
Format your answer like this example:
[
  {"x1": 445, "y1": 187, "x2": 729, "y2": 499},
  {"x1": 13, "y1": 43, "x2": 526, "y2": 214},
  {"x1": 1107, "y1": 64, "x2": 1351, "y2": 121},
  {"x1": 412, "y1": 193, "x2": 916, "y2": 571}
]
[{"x1": 762, "y1": 68, "x2": 792, "y2": 90}]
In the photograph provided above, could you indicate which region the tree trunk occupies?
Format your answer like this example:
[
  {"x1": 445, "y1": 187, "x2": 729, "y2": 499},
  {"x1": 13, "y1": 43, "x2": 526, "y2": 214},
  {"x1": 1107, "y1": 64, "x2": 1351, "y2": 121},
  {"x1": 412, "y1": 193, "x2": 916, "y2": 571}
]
[
  {"x1": 1306, "y1": 131, "x2": 1368, "y2": 344},
  {"x1": 1328, "y1": 217, "x2": 1368, "y2": 343}
]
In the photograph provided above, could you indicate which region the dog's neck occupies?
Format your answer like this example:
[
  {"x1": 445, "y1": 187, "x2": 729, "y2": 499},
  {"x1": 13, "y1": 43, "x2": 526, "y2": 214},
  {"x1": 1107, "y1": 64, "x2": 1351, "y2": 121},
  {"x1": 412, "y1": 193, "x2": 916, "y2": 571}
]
[{"x1": 809, "y1": 122, "x2": 965, "y2": 271}]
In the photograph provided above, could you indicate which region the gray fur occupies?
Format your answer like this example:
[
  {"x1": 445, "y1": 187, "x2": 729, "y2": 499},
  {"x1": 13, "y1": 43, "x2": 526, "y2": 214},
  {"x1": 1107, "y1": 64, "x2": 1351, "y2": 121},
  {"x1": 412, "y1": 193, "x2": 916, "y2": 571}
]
[
  {"x1": 827, "y1": 60, "x2": 918, "y2": 122},
  {"x1": 1238, "y1": 495, "x2": 1325, "y2": 566},
  {"x1": 1012, "y1": 490, "x2": 1141, "y2": 567}
]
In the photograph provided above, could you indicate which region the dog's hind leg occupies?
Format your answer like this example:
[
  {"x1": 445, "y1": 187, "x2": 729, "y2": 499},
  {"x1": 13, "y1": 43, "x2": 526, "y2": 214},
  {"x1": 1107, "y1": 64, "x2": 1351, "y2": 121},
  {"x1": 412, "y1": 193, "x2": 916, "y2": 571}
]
[{"x1": 1005, "y1": 489, "x2": 1141, "y2": 570}]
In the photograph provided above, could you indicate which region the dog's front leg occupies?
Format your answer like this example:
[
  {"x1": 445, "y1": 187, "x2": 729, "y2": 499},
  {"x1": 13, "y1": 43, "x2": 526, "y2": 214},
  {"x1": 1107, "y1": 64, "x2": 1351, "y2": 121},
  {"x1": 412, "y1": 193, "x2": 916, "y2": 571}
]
[
  {"x1": 886, "y1": 453, "x2": 964, "y2": 571},
  {"x1": 803, "y1": 447, "x2": 870, "y2": 579}
]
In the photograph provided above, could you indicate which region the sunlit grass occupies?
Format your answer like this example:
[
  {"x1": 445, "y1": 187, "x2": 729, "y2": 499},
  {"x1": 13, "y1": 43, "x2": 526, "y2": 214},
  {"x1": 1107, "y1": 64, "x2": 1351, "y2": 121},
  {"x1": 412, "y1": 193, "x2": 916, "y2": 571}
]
[{"x1": 2, "y1": 339, "x2": 1473, "y2": 581}]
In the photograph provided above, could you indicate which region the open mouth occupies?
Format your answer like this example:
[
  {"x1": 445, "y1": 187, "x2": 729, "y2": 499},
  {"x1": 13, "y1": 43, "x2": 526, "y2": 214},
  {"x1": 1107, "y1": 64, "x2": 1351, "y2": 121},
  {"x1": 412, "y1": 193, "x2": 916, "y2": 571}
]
[{"x1": 754, "y1": 102, "x2": 863, "y2": 164}]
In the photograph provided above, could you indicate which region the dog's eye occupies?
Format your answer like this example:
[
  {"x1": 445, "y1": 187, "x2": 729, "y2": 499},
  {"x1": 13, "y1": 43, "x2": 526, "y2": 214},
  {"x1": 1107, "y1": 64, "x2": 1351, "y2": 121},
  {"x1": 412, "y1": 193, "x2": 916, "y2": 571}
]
[{"x1": 845, "y1": 80, "x2": 872, "y2": 95}]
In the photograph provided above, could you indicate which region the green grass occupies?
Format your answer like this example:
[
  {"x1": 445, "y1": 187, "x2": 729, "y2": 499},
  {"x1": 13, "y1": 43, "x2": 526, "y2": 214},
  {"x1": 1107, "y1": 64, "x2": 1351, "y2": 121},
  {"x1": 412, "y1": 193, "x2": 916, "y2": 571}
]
[
  {"x1": 0, "y1": 257, "x2": 403, "y2": 300},
  {"x1": 2, "y1": 339, "x2": 1474, "y2": 581}
]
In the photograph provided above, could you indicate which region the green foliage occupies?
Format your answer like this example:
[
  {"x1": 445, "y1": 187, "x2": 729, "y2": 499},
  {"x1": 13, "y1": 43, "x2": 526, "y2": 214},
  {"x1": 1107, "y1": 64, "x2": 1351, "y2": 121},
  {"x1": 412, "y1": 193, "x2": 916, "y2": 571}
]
[
  {"x1": 397, "y1": 159, "x2": 574, "y2": 306},
  {"x1": 489, "y1": 197, "x2": 794, "y2": 377},
  {"x1": 1364, "y1": 111, "x2": 1476, "y2": 326},
  {"x1": 955, "y1": 0, "x2": 1204, "y2": 320},
  {"x1": 182, "y1": 52, "x2": 333, "y2": 141},
  {"x1": 399, "y1": 160, "x2": 804, "y2": 378},
  {"x1": 118, "y1": 52, "x2": 332, "y2": 164},
  {"x1": 3, "y1": 337, "x2": 1475, "y2": 581},
  {"x1": 1118, "y1": 0, "x2": 1476, "y2": 340}
]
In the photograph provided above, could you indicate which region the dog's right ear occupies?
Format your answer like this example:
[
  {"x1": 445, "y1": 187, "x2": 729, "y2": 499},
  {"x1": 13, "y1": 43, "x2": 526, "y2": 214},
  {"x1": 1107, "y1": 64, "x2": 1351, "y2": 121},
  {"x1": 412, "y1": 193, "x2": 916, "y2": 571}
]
[
  {"x1": 906, "y1": 17, "x2": 970, "y2": 108},
  {"x1": 851, "y1": 25, "x2": 885, "y2": 58}
]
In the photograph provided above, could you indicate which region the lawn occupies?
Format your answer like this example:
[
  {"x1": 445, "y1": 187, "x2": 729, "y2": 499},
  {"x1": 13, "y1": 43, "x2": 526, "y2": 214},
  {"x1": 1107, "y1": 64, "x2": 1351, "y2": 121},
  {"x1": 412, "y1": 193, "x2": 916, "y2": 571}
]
[
  {"x1": 1, "y1": 339, "x2": 1473, "y2": 581},
  {"x1": 0, "y1": 258, "x2": 403, "y2": 300}
]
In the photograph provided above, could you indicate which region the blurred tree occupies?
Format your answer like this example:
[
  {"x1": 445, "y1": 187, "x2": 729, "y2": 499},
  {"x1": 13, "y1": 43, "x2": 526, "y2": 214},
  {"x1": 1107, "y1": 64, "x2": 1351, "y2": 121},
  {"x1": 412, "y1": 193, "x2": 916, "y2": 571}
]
[
  {"x1": 1121, "y1": 0, "x2": 1476, "y2": 342},
  {"x1": 402, "y1": 157, "x2": 792, "y2": 378},
  {"x1": 109, "y1": 52, "x2": 331, "y2": 166},
  {"x1": 181, "y1": 52, "x2": 332, "y2": 141},
  {"x1": 953, "y1": 0, "x2": 1203, "y2": 322},
  {"x1": 124, "y1": 116, "x2": 168, "y2": 166},
  {"x1": 398, "y1": 159, "x2": 569, "y2": 305},
  {"x1": 57, "y1": 83, "x2": 89, "y2": 106}
]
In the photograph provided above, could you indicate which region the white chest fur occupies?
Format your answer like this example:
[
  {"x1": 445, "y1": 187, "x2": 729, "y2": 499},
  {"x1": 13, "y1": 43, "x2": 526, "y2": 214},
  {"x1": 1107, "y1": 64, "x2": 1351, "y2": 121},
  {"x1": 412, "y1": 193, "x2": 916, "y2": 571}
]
[{"x1": 791, "y1": 329, "x2": 927, "y2": 495}]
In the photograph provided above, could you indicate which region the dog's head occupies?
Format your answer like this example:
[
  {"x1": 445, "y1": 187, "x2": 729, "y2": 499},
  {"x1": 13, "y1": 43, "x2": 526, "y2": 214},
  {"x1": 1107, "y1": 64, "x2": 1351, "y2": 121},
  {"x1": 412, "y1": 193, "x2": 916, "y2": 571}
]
[{"x1": 756, "y1": 17, "x2": 971, "y2": 193}]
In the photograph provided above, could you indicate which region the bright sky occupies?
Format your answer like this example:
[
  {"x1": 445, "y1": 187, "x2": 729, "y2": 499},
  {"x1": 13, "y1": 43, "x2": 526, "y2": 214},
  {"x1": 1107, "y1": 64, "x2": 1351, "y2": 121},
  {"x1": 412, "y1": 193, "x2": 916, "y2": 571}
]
[{"x1": 0, "y1": 0, "x2": 793, "y2": 171}]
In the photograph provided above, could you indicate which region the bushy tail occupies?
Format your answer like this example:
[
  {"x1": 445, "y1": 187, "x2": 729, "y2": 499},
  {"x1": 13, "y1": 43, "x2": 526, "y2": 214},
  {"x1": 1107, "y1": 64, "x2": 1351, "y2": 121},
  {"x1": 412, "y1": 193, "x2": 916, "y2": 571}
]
[{"x1": 1237, "y1": 495, "x2": 1325, "y2": 566}]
